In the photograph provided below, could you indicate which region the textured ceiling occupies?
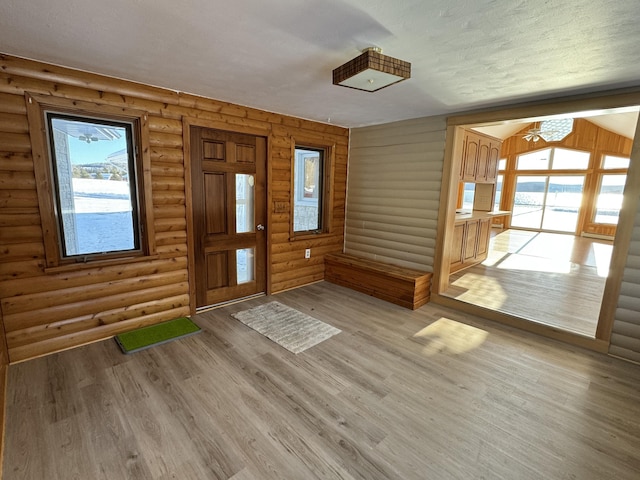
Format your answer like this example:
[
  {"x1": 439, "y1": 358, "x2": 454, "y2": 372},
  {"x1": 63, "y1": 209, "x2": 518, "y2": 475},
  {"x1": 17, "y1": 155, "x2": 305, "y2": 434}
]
[{"x1": 2, "y1": 0, "x2": 640, "y2": 128}]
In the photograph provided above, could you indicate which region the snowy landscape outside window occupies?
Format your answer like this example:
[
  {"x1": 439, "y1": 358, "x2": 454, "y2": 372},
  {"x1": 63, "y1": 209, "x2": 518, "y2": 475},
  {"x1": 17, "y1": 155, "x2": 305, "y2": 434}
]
[{"x1": 45, "y1": 113, "x2": 142, "y2": 259}]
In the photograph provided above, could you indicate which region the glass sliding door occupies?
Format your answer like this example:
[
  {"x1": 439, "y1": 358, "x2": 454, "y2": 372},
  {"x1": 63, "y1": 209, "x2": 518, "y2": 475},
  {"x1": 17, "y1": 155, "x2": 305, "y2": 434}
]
[
  {"x1": 541, "y1": 176, "x2": 585, "y2": 232},
  {"x1": 512, "y1": 176, "x2": 546, "y2": 229},
  {"x1": 512, "y1": 175, "x2": 585, "y2": 233}
]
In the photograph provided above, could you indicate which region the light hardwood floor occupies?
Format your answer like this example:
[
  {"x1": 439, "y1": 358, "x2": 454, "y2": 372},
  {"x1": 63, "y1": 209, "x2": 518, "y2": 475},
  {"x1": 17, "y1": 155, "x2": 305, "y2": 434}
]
[
  {"x1": 445, "y1": 230, "x2": 613, "y2": 337},
  {"x1": 4, "y1": 281, "x2": 640, "y2": 479}
]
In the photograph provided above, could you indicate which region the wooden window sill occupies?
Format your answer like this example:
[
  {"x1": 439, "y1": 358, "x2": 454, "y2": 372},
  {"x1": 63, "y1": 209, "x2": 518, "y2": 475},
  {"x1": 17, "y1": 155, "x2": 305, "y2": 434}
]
[{"x1": 44, "y1": 254, "x2": 160, "y2": 274}]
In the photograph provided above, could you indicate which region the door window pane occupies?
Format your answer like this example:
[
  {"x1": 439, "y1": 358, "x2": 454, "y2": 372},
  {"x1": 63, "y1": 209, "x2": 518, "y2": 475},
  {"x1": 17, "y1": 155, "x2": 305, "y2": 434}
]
[
  {"x1": 595, "y1": 174, "x2": 626, "y2": 224},
  {"x1": 512, "y1": 176, "x2": 546, "y2": 229},
  {"x1": 236, "y1": 248, "x2": 255, "y2": 284},
  {"x1": 517, "y1": 149, "x2": 550, "y2": 170},
  {"x1": 47, "y1": 114, "x2": 139, "y2": 258},
  {"x1": 235, "y1": 174, "x2": 255, "y2": 233},
  {"x1": 551, "y1": 148, "x2": 589, "y2": 170},
  {"x1": 541, "y1": 176, "x2": 584, "y2": 232},
  {"x1": 293, "y1": 147, "x2": 323, "y2": 232}
]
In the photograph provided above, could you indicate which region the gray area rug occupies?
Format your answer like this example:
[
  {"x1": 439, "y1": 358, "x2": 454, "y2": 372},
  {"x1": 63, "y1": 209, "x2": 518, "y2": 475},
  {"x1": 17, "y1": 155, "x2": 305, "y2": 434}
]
[{"x1": 231, "y1": 301, "x2": 341, "y2": 354}]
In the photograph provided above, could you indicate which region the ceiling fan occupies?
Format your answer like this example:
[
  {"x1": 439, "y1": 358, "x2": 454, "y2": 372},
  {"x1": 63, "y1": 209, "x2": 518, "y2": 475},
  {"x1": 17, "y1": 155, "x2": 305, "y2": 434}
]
[
  {"x1": 78, "y1": 133, "x2": 99, "y2": 143},
  {"x1": 521, "y1": 118, "x2": 574, "y2": 143},
  {"x1": 521, "y1": 123, "x2": 557, "y2": 142}
]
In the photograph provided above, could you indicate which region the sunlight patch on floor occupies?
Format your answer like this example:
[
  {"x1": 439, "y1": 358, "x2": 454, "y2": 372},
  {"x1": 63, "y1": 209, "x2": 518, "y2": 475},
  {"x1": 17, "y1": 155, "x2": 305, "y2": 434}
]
[
  {"x1": 517, "y1": 232, "x2": 576, "y2": 261},
  {"x1": 481, "y1": 248, "x2": 509, "y2": 266},
  {"x1": 449, "y1": 273, "x2": 508, "y2": 308},
  {"x1": 497, "y1": 254, "x2": 572, "y2": 274},
  {"x1": 413, "y1": 318, "x2": 489, "y2": 356},
  {"x1": 592, "y1": 242, "x2": 613, "y2": 277},
  {"x1": 489, "y1": 229, "x2": 537, "y2": 254}
]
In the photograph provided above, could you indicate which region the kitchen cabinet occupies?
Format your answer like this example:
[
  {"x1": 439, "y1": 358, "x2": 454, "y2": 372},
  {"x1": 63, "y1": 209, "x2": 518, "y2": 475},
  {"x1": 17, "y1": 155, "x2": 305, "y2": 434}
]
[
  {"x1": 476, "y1": 218, "x2": 491, "y2": 258},
  {"x1": 450, "y1": 216, "x2": 494, "y2": 273},
  {"x1": 458, "y1": 129, "x2": 502, "y2": 183},
  {"x1": 476, "y1": 138, "x2": 501, "y2": 183},
  {"x1": 463, "y1": 220, "x2": 480, "y2": 262},
  {"x1": 450, "y1": 222, "x2": 466, "y2": 271},
  {"x1": 460, "y1": 131, "x2": 481, "y2": 181}
]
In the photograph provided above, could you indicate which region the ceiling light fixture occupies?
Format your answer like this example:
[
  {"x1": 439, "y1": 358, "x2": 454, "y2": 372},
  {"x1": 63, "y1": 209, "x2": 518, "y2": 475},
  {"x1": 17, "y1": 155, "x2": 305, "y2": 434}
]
[{"x1": 332, "y1": 47, "x2": 411, "y2": 92}]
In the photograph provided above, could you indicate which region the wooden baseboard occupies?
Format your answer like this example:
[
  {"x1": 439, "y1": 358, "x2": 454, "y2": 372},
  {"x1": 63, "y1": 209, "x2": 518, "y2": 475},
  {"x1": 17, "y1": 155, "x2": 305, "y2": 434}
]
[
  {"x1": 0, "y1": 364, "x2": 7, "y2": 479},
  {"x1": 431, "y1": 294, "x2": 609, "y2": 352}
]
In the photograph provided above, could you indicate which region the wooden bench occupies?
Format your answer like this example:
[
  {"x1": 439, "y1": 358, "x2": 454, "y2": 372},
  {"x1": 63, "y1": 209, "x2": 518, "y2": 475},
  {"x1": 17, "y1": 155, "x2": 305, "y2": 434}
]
[{"x1": 324, "y1": 253, "x2": 432, "y2": 310}]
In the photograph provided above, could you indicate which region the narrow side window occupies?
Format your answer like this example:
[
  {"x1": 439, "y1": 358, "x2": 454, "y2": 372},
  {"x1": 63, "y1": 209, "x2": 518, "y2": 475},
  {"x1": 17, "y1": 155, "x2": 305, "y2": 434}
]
[{"x1": 293, "y1": 146, "x2": 325, "y2": 233}]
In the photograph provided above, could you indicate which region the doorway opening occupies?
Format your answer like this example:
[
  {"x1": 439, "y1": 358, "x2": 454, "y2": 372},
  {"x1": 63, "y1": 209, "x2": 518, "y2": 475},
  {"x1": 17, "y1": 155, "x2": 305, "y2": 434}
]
[{"x1": 438, "y1": 105, "x2": 639, "y2": 342}]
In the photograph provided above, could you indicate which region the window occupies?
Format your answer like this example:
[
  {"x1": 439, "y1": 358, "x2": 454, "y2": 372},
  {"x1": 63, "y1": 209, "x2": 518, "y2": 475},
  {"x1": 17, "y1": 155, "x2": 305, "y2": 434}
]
[
  {"x1": 291, "y1": 143, "x2": 332, "y2": 235},
  {"x1": 461, "y1": 183, "x2": 475, "y2": 211},
  {"x1": 591, "y1": 155, "x2": 630, "y2": 225},
  {"x1": 602, "y1": 154, "x2": 630, "y2": 169},
  {"x1": 551, "y1": 148, "x2": 590, "y2": 170},
  {"x1": 46, "y1": 113, "x2": 140, "y2": 258},
  {"x1": 517, "y1": 149, "x2": 551, "y2": 170},
  {"x1": 26, "y1": 93, "x2": 155, "y2": 267},
  {"x1": 494, "y1": 158, "x2": 506, "y2": 212},
  {"x1": 594, "y1": 174, "x2": 626, "y2": 224},
  {"x1": 494, "y1": 174, "x2": 503, "y2": 212},
  {"x1": 293, "y1": 147, "x2": 323, "y2": 232},
  {"x1": 516, "y1": 148, "x2": 589, "y2": 170}
]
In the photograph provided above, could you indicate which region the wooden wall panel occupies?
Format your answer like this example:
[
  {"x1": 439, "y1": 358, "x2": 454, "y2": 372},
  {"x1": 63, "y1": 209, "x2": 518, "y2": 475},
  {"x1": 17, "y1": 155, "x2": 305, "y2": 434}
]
[
  {"x1": 345, "y1": 117, "x2": 446, "y2": 271},
  {"x1": 0, "y1": 54, "x2": 348, "y2": 361}
]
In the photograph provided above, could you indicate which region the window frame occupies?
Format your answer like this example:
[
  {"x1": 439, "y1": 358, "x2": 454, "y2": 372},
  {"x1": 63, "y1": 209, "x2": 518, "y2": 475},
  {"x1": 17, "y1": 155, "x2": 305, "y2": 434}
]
[
  {"x1": 515, "y1": 147, "x2": 591, "y2": 171},
  {"x1": 290, "y1": 139, "x2": 334, "y2": 239},
  {"x1": 589, "y1": 153, "x2": 630, "y2": 226},
  {"x1": 26, "y1": 93, "x2": 156, "y2": 269}
]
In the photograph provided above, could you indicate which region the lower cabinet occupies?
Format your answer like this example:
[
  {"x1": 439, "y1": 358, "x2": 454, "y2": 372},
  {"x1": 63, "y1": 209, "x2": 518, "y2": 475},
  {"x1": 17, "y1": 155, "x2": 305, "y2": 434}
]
[{"x1": 450, "y1": 217, "x2": 491, "y2": 273}]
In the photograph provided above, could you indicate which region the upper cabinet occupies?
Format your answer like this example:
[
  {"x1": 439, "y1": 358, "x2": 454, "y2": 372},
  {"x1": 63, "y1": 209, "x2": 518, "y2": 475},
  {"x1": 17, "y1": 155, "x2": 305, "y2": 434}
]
[
  {"x1": 459, "y1": 129, "x2": 502, "y2": 183},
  {"x1": 460, "y1": 131, "x2": 480, "y2": 181}
]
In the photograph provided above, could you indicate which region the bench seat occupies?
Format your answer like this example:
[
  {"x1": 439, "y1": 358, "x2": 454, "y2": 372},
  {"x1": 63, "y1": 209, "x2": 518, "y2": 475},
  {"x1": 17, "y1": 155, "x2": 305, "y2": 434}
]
[{"x1": 324, "y1": 253, "x2": 431, "y2": 310}]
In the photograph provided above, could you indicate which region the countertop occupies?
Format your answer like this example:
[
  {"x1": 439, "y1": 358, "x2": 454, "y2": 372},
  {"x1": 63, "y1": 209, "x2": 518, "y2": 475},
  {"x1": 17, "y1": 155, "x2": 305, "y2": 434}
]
[{"x1": 455, "y1": 210, "x2": 511, "y2": 222}]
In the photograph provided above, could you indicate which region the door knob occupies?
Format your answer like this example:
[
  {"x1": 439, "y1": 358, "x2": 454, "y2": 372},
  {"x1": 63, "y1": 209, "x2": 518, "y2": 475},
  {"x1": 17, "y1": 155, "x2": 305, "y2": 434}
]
[{"x1": 256, "y1": 224, "x2": 265, "y2": 231}]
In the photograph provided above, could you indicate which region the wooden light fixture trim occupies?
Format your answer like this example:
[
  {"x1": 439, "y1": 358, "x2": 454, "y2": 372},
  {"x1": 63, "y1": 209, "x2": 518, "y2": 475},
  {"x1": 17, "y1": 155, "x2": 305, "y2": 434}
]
[{"x1": 333, "y1": 48, "x2": 411, "y2": 92}]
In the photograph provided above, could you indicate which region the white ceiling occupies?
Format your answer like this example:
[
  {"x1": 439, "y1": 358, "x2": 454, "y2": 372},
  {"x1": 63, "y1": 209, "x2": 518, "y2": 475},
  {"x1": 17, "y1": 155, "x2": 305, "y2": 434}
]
[{"x1": 2, "y1": 0, "x2": 640, "y2": 128}]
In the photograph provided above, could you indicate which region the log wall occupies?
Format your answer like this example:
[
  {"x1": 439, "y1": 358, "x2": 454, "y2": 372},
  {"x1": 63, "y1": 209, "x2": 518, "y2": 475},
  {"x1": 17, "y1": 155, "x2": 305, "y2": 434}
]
[
  {"x1": 0, "y1": 306, "x2": 6, "y2": 473},
  {"x1": 0, "y1": 54, "x2": 348, "y2": 362}
]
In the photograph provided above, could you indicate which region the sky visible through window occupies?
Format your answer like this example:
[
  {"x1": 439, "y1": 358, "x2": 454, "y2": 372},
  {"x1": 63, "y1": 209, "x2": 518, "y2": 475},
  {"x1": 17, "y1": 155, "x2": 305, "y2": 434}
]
[{"x1": 68, "y1": 134, "x2": 126, "y2": 164}]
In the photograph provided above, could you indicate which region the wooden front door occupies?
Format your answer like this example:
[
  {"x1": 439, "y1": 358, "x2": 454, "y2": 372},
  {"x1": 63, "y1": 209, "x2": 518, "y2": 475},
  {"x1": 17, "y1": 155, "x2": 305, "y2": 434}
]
[{"x1": 190, "y1": 127, "x2": 266, "y2": 308}]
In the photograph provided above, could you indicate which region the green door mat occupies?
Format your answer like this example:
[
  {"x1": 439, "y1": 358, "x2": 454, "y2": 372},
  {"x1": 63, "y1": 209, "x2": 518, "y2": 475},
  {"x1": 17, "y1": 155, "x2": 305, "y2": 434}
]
[{"x1": 115, "y1": 317, "x2": 201, "y2": 354}]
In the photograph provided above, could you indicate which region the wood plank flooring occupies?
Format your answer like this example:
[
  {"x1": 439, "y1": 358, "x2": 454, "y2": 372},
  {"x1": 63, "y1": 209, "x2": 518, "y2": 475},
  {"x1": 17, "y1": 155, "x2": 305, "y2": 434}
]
[
  {"x1": 445, "y1": 230, "x2": 613, "y2": 337},
  {"x1": 4, "y1": 281, "x2": 640, "y2": 479}
]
